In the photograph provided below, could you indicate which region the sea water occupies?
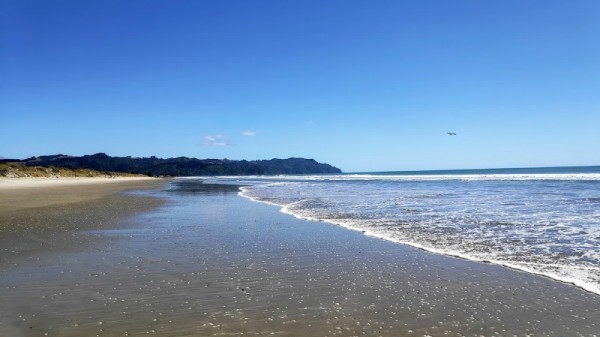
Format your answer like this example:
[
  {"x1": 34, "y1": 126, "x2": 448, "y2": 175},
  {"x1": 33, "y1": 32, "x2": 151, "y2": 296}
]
[{"x1": 207, "y1": 166, "x2": 600, "y2": 295}]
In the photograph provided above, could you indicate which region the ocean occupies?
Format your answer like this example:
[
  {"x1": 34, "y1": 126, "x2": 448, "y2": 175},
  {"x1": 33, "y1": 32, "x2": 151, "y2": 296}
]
[{"x1": 205, "y1": 166, "x2": 600, "y2": 295}]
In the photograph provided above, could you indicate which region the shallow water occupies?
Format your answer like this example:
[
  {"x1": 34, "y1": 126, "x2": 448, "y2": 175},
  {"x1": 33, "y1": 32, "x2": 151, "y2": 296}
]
[{"x1": 209, "y1": 168, "x2": 600, "y2": 295}]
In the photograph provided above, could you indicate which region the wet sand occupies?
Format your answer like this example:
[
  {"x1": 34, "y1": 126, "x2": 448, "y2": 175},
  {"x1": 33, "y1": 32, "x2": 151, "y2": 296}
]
[
  {"x1": 0, "y1": 178, "x2": 167, "y2": 267},
  {"x1": 1, "y1": 180, "x2": 599, "y2": 336}
]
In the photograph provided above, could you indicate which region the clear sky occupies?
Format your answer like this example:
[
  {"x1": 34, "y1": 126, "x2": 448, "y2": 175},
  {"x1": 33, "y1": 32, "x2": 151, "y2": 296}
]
[{"x1": 1, "y1": 0, "x2": 599, "y2": 172}]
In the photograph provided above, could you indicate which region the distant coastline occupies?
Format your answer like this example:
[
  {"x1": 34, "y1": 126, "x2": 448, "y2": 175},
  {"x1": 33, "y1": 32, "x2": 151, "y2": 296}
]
[{"x1": 0, "y1": 153, "x2": 341, "y2": 177}]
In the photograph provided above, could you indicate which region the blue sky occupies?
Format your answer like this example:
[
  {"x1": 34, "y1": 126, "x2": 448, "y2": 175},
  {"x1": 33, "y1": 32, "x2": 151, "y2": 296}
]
[{"x1": 1, "y1": 0, "x2": 599, "y2": 172}]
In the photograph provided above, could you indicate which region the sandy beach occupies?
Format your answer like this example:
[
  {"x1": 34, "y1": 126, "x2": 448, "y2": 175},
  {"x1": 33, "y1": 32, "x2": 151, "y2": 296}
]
[
  {"x1": 0, "y1": 177, "x2": 167, "y2": 281},
  {"x1": 1, "y1": 179, "x2": 599, "y2": 336},
  {"x1": 0, "y1": 177, "x2": 162, "y2": 213}
]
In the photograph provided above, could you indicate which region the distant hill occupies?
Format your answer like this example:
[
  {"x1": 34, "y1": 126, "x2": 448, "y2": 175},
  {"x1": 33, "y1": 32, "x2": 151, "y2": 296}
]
[{"x1": 16, "y1": 153, "x2": 342, "y2": 176}]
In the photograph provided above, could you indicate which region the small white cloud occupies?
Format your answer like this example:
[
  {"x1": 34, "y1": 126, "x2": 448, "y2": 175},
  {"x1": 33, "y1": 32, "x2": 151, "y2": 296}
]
[
  {"x1": 203, "y1": 134, "x2": 231, "y2": 146},
  {"x1": 241, "y1": 131, "x2": 257, "y2": 137}
]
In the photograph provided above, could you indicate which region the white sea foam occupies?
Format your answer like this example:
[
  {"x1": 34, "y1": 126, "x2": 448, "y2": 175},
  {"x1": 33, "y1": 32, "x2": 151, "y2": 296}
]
[
  {"x1": 237, "y1": 176, "x2": 600, "y2": 296},
  {"x1": 214, "y1": 172, "x2": 600, "y2": 182}
]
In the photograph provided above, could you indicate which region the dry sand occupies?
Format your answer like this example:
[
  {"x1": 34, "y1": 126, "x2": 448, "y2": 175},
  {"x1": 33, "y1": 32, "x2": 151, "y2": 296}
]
[
  {"x1": 0, "y1": 177, "x2": 162, "y2": 212},
  {"x1": 1, "y1": 179, "x2": 599, "y2": 337}
]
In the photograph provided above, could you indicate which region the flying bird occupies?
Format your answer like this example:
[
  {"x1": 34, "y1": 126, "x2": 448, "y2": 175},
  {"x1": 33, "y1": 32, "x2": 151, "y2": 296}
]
[{"x1": 447, "y1": 132, "x2": 457, "y2": 136}]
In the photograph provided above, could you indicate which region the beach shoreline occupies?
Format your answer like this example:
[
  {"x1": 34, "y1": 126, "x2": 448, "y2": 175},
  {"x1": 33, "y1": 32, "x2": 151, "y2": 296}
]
[
  {"x1": 1, "y1": 179, "x2": 599, "y2": 336},
  {"x1": 239, "y1": 187, "x2": 600, "y2": 297}
]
